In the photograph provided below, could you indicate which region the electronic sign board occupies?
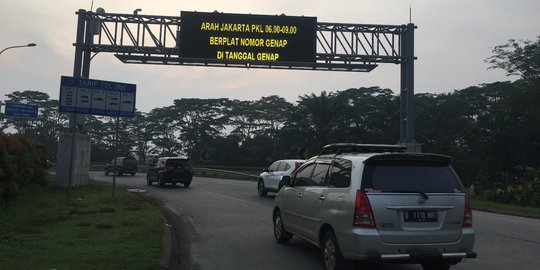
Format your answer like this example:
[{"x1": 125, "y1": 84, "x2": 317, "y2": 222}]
[
  {"x1": 179, "y1": 11, "x2": 317, "y2": 64},
  {"x1": 59, "y1": 76, "x2": 136, "y2": 118}
]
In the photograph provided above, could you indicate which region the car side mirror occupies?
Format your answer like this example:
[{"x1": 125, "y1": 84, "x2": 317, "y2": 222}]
[
  {"x1": 263, "y1": 167, "x2": 269, "y2": 172},
  {"x1": 280, "y1": 175, "x2": 291, "y2": 187}
]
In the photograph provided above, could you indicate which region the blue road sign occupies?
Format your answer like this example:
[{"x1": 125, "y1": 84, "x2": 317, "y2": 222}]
[
  {"x1": 4, "y1": 102, "x2": 39, "y2": 119},
  {"x1": 59, "y1": 76, "x2": 137, "y2": 118}
]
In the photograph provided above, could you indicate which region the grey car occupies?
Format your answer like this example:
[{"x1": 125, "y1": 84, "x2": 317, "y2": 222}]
[{"x1": 273, "y1": 143, "x2": 476, "y2": 270}]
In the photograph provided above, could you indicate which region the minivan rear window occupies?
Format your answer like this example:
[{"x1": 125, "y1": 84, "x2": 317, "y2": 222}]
[{"x1": 362, "y1": 160, "x2": 463, "y2": 193}]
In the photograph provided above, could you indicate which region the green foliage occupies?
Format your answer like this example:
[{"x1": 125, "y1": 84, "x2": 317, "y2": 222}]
[
  {"x1": 2, "y1": 35, "x2": 539, "y2": 207},
  {"x1": 478, "y1": 167, "x2": 540, "y2": 207},
  {"x1": 1, "y1": 91, "x2": 68, "y2": 160},
  {"x1": 485, "y1": 36, "x2": 540, "y2": 81},
  {"x1": 0, "y1": 133, "x2": 48, "y2": 206}
]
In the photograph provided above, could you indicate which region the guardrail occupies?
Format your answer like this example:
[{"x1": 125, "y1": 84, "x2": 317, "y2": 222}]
[
  {"x1": 194, "y1": 167, "x2": 259, "y2": 180},
  {"x1": 83, "y1": 164, "x2": 261, "y2": 180}
]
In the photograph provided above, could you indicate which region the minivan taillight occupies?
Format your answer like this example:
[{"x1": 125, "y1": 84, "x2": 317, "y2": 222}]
[
  {"x1": 184, "y1": 164, "x2": 193, "y2": 173},
  {"x1": 165, "y1": 165, "x2": 173, "y2": 172},
  {"x1": 463, "y1": 195, "x2": 473, "y2": 227},
  {"x1": 354, "y1": 190, "x2": 376, "y2": 228}
]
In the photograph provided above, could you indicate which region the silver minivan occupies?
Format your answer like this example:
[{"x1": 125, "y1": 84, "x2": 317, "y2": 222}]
[{"x1": 273, "y1": 144, "x2": 476, "y2": 270}]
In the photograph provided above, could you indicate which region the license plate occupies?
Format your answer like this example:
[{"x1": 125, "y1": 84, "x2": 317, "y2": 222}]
[{"x1": 404, "y1": 210, "x2": 438, "y2": 222}]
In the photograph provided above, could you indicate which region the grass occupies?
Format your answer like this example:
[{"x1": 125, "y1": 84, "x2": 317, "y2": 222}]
[
  {"x1": 0, "y1": 177, "x2": 164, "y2": 270},
  {"x1": 472, "y1": 199, "x2": 540, "y2": 218}
]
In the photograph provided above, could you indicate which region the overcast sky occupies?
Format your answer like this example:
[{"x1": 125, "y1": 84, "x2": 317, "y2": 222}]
[{"x1": 1, "y1": 0, "x2": 539, "y2": 113}]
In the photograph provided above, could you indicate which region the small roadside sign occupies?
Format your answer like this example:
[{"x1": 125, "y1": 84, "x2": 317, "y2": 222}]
[
  {"x1": 59, "y1": 76, "x2": 136, "y2": 117},
  {"x1": 3, "y1": 102, "x2": 38, "y2": 119}
]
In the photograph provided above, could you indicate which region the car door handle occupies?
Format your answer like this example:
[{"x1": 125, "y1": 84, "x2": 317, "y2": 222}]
[
  {"x1": 297, "y1": 193, "x2": 303, "y2": 198},
  {"x1": 319, "y1": 195, "x2": 326, "y2": 201}
]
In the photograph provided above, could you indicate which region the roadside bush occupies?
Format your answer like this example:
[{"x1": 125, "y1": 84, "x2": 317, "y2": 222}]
[
  {"x1": 477, "y1": 166, "x2": 540, "y2": 207},
  {"x1": 0, "y1": 133, "x2": 48, "y2": 206}
]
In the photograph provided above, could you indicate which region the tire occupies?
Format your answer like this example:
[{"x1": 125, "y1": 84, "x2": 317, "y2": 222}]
[
  {"x1": 421, "y1": 261, "x2": 452, "y2": 270},
  {"x1": 273, "y1": 210, "x2": 292, "y2": 244},
  {"x1": 184, "y1": 181, "x2": 191, "y2": 188},
  {"x1": 257, "y1": 180, "x2": 267, "y2": 197},
  {"x1": 146, "y1": 174, "x2": 152, "y2": 186},
  {"x1": 322, "y1": 231, "x2": 346, "y2": 270},
  {"x1": 158, "y1": 175, "x2": 165, "y2": 188}
]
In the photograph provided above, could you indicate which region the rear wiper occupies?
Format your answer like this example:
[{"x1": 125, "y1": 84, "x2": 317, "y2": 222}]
[
  {"x1": 419, "y1": 192, "x2": 429, "y2": 200},
  {"x1": 388, "y1": 190, "x2": 429, "y2": 200}
]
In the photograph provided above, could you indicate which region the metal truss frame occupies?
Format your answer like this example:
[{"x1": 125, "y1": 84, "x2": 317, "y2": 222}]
[
  {"x1": 79, "y1": 10, "x2": 411, "y2": 73},
  {"x1": 73, "y1": 9, "x2": 417, "y2": 144}
]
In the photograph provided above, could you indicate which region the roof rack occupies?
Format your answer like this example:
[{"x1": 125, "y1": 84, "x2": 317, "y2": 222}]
[{"x1": 319, "y1": 143, "x2": 407, "y2": 155}]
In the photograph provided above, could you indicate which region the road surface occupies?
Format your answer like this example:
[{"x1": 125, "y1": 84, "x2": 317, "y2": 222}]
[{"x1": 90, "y1": 172, "x2": 540, "y2": 270}]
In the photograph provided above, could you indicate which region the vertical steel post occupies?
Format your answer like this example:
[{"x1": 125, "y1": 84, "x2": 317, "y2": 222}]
[
  {"x1": 400, "y1": 38, "x2": 407, "y2": 143},
  {"x1": 71, "y1": 10, "x2": 86, "y2": 131},
  {"x1": 405, "y1": 23, "x2": 415, "y2": 143},
  {"x1": 400, "y1": 23, "x2": 416, "y2": 145},
  {"x1": 82, "y1": 12, "x2": 93, "y2": 79},
  {"x1": 112, "y1": 116, "x2": 120, "y2": 199},
  {"x1": 66, "y1": 9, "x2": 87, "y2": 200}
]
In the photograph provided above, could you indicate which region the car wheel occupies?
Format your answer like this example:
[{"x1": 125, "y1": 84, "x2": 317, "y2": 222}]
[
  {"x1": 322, "y1": 231, "x2": 346, "y2": 270},
  {"x1": 257, "y1": 179, "x2": 267, "y2": 197},
  {"x1": 158, "y1": 176, "x2": 165, "y2": 188},
  {"x1": 273, "y1": 210, "x2": 292, "y2": 244},
  {"x1": 421, "y1": 261, "x2": 452, "y2": 270},
  {"x1": 146, "y1": 174, "x2": 152, "y2": 186}
]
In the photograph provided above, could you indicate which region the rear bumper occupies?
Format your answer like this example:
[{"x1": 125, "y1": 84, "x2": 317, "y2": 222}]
[
  {"x1": 162, "y1": 174, "x2": 193, "y2": 183},
  {"x1": 338, "y1": 227, "x2": 476, "y2": 263},
  {"x1": 368, "y1": 250, "x2": 477, "y2": 263}
]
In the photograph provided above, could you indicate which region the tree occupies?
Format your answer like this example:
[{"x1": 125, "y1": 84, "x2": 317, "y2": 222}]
[
  {"x1": 293, "y1": 91, "x2": 346, "y2": 150},
  {"x1": 146, "y1": 106, "x2": 183, "y2": 157},
  {"x1": 2, "y1": 91, "x2": 68, "y2": 160},
  {"x1": 173, "y1": 98, "x2": 229, "y2": 155},
  {"x1": 227, "y1": 99, "x2": 262, "y2": 141},
  {"x1": 334, "y1": 87, "x2": 399, "y2": 144},
  {"x1": 126, "y1": 111, "x2": 152, "y2": 163},
  {"x1": 486, "y1": 36, "x2": 540, "y2": 82},
  {"x1": 254, "y1": 95, "x2": 294, "y2": 138}
]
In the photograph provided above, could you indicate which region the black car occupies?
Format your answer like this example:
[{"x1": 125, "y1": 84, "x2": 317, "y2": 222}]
[
  {"x1": 104, "y1": 157, "x2": 138, "y2": 176},
  {"x1": 147, "y1": 157, "x2": 193, "y2": 187}
]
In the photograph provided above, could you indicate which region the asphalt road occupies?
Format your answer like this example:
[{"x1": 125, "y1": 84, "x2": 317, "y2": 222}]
[{"x1": 90, "y1": 172, "x2": 540, "y2": 270}]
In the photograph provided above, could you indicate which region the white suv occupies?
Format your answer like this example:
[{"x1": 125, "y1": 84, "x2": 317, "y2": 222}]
[
  {"x1": 273, "y1": 144, "x2": 476, "y2": 270},
  {"x1": 258, "y1": 159, "x2": 305, "y2": 196}
]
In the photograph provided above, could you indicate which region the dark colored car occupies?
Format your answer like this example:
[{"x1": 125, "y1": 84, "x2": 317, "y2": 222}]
[
  {"x1": 104, "y1": 157, "x2": 138, "y2": 176},
  {"x1": 146, "y1": 157, "x2": 193, "y2": 188}
]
